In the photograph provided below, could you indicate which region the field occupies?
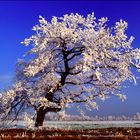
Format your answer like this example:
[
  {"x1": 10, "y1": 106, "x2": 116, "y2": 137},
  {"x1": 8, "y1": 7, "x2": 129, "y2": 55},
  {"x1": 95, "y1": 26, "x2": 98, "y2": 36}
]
[
  {"x1": 1, "y1": 127, "x2": 140, "y2": 139},
  {"x1": 0, "y1": 121, "x2": 140, "y2": 139}
]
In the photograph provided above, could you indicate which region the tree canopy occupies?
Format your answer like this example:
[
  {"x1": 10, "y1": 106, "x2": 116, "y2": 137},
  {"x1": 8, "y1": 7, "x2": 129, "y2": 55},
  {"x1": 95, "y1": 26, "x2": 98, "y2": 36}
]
[{"x1": 0, "y1": 13, "x2": 140, "y2": 127}]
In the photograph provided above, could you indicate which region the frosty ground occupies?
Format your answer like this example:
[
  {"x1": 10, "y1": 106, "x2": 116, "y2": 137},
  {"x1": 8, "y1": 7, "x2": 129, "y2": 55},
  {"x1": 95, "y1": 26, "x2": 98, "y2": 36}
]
[{"x1": 0, "y1": 121, "x2": 140, "y2": 139}]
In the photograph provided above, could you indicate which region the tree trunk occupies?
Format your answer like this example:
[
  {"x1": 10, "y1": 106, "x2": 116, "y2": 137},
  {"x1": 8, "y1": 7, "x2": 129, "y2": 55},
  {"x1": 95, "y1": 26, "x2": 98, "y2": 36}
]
[
  {"x1": 35, "y1": 107, "x2": 46, "y2": 127},
  {"x1": 35, "y1": 107, "x2": 61, "y2": 127}
]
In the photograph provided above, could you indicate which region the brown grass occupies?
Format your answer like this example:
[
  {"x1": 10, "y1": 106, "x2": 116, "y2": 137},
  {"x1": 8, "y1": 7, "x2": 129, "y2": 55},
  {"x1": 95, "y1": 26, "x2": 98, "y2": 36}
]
[{"x1": 0, "y1": 127, "x2": 140, "y2": 140}]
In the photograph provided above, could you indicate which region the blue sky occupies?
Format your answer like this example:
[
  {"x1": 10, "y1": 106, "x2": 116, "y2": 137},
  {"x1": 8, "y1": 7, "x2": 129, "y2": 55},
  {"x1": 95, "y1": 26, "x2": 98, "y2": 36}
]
[{"x1": 0, "y1": 1, "x2": 140, "y2": 116}]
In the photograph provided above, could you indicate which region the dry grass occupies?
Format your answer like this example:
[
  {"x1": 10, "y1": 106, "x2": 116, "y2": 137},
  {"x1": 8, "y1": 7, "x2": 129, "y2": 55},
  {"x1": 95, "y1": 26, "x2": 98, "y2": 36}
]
[{"x1": 0, "y1": 127, "x2": 140, "y2": 140}]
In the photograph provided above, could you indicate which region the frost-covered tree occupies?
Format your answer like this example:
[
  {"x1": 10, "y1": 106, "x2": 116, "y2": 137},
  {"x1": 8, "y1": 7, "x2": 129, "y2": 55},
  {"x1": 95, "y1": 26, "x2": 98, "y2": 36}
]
[{"x1": 1, "y1": 13, "x2": 140, "y2": 127}]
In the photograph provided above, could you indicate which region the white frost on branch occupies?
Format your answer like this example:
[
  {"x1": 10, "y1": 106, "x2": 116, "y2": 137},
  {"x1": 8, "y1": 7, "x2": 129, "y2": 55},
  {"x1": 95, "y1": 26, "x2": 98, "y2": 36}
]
[{"x1": 1, "y1": 12, "x2": 140, "y2": 124}]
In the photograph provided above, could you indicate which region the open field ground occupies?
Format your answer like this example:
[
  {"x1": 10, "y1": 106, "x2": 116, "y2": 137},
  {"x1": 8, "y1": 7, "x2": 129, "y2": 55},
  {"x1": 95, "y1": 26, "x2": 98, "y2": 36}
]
[
  {"x1": 1, "y1": 127, "x2": 140, "y2": 140},
  {"x1": 1, "y1": 121, "x2": 140, "y2": 139}
]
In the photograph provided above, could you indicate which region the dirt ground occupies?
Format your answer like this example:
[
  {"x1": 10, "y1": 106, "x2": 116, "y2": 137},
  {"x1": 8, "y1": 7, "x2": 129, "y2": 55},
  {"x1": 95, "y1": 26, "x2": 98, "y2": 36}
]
[{"x1": 0, "y1": 127, "x2": 140, "y2": 140}]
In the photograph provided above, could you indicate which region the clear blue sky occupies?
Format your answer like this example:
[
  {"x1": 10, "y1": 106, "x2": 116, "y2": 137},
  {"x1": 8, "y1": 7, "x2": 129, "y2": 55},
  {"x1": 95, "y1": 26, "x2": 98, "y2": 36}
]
[{"x1": 0, "y1": 1, "x2": 140, "y2": 117}]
